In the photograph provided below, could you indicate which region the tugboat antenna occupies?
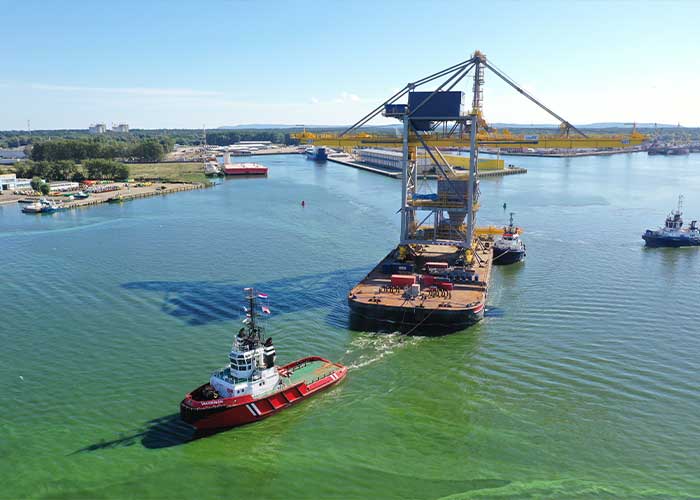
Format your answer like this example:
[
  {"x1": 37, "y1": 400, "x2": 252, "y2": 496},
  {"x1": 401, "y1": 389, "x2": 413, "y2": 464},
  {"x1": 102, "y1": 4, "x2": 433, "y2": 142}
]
[
  {"x1": 678, "y1": 195, "x2": 684, "y2": 215},
  {"x1": 244, "y1": 287, "x2": 257, "y2": 334}
]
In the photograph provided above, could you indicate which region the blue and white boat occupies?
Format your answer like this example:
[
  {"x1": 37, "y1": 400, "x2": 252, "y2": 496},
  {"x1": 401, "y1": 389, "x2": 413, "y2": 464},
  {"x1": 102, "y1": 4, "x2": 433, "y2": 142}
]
[
  {"x1": 643, "y1": 196, "x2": 700, "y2": 247},
  {"x1": 21, "y1": 198, "x2": 65, "y2": 214}
]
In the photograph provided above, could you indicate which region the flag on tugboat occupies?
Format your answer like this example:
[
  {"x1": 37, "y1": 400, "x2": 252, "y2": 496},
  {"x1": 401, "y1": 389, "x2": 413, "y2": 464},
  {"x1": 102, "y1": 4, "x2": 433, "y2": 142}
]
[
  {"x1": 258, "y1": 293, "x2": 268, "y2": 299},
  {"x1": 261, "y1": 306, "x2": 271, "y2": 315}
]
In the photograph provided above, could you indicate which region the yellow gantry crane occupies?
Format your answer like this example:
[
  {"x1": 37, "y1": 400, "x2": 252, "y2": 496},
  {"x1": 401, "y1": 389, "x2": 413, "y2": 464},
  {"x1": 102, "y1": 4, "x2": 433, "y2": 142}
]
[
  {"x1": 292, "y1": 54, "x2": 646, "y2": 152},
  {"x1": 294, "y1": 51, "x2": 647, "y2": 265}
]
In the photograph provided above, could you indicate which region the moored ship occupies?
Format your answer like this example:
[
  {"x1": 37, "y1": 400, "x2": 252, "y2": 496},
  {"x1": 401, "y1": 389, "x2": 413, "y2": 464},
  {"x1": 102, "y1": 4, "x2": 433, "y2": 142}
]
[
  {"x1": 222, "y1": 163, "x2": 268, "y2": 176},
  {"x1": 220, "y1": 151, "x2": 268, "y2": 176},
  {"x1": 643, "y1": 195, "x2": 700, "y2": 247},
  {"x1": 180, "y1": 288, "x2": 347, "y2": 430},
  {"x1": 492, "y1": 213, "x2": 526, "y2": 265},
  {"x1": 305, "y1": 146, "x2": 328, "y2": 161},
  {"x1": 21, "y1": 198, "x2": 64, "y2": 214}
]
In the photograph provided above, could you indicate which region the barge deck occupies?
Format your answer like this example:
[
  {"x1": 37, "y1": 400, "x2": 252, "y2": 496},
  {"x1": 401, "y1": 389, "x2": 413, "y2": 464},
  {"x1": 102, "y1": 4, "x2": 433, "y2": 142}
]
[{"x1": 348, "y1": 241, "x2": 492, "y2": 335}]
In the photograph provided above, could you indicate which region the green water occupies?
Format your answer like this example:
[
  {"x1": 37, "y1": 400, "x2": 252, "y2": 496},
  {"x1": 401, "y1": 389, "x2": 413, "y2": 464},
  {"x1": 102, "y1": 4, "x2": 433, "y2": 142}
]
[{"x1": 2, "y1": 153, "x2": 700, "y2": 499}]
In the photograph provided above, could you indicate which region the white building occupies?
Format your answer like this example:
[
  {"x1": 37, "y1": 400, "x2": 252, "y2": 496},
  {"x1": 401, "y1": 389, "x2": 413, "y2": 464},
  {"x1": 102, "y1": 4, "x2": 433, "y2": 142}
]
[
  {"x1": 112, "y1": 123, "x2": 129, "y2": 133},
  {"x1": 48, "y1": 181, "x2": 80, "y2": 192},
  {"x1": 0, "y1": 173, "x2": 32, "y2": 192},
  {"x1": 89, "y1": 123, "x2": 107, "y2": 134}
]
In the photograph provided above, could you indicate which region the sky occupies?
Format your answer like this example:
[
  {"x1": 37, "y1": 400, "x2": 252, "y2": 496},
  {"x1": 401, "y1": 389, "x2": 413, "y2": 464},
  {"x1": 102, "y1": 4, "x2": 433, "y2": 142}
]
[{"x1": 1, "y1": 0, "x2": 699, "y2": 130}]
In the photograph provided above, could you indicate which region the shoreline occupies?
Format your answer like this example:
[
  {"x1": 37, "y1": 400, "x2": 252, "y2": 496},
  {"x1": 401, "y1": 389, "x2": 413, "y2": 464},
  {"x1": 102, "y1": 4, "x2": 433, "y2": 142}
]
[{"x1": 2, "y1": 181, "x2": 209, "y2": 210}]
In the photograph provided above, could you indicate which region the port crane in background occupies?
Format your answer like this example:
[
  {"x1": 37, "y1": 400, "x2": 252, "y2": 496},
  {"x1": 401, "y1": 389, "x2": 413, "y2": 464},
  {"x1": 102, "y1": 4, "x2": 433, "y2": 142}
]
[{"x1": 295, "y1": 51, "x2": 640, "y2": 263}]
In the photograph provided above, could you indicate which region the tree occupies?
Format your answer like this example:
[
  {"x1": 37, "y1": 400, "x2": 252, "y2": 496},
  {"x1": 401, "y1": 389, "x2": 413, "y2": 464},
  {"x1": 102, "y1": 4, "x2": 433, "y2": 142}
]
[
  {"x1": 114, "y1": 164, "x2": 130, "y2": 180},
  {"x1": 83, "y1": 159, "x2": 129, "y2": 180},
  {"x1": 14, "y1": 160, "x2": 35, "y2": 179},
  {"x1": 30, "y1": 177, "x2": 43, "y2": 191},
  {"x1": 48, "y1": 160, "x2": 77, "y2": 181},
  {"x1": 39, "y1": 183, "x2": 50, "y2": 195},
  {"x1": 131, "y1": 139, "x2": 164, "y2": 162}
]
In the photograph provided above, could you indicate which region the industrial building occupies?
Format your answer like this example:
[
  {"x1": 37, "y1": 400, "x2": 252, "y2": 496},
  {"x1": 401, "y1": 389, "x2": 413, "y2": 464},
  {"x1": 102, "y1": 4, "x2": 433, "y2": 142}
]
[
  {"x1": 0, "y1": 173, "x2": 32, "y2": 192},
  {"x1": 112, "y1": 123, "x2": 129, "y2": 133},
  {"x1": 48, "y1": 181, "x2": 80, "y2": 192},
  {"x1": 89, "y1": 123, "x2": 107, "y2": 134}
]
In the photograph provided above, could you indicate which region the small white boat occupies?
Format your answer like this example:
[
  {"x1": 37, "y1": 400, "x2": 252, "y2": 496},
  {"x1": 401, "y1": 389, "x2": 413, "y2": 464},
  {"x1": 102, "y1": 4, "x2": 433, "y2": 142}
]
[{"x1": 204, "y1": 160, "x2": 223, "y2": 176}]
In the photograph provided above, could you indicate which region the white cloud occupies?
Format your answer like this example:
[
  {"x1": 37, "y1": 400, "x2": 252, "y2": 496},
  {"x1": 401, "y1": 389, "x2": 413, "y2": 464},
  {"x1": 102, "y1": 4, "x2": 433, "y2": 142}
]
[
  {"x1": 29, "y1": 83, "x2": 223, "y2": 97},
  {"x1": 310, "y1": 97, "x2": 319, "y2": 104}
]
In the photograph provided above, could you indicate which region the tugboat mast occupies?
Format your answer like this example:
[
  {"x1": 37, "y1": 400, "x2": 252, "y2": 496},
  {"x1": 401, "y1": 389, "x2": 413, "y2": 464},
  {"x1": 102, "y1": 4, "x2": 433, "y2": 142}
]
[{"x1": 242, "y1": 287, "x2": 263, "y2": 343}]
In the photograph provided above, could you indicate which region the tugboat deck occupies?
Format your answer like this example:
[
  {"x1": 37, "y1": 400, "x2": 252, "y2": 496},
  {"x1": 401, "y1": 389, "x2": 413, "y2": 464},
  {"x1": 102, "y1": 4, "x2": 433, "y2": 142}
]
[
  {"x1": 349, "y1": 242, "x2": 492, "y2": 312},
  {"x1": 283, "y1": 360, "x2": 338, "y2": 386}
]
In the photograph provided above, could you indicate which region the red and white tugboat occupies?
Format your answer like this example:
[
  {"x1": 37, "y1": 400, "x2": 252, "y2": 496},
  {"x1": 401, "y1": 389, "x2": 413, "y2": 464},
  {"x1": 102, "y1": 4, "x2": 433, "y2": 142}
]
[{"x1": 180, "y1": 288, "x2": 347, "y2": 430}]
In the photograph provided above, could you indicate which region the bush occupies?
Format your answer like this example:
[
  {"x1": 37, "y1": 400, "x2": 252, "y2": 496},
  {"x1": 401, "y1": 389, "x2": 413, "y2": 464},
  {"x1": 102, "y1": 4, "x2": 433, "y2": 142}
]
[
  {"x1": 30, "y1": 177, "x2": 43, "y2": 191},
  {"x1": 39, "y1": 183, "x2": 50, "y2": 195}
]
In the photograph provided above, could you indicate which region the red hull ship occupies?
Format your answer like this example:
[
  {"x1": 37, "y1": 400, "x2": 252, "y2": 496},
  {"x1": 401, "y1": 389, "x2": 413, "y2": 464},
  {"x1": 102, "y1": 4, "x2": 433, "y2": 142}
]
[
  {"x1": 180, "y1": 289, "x2": 346, "y2": 431},
  {"x1": 223, "y1": 163, "x2": 268, "y2": 176}
]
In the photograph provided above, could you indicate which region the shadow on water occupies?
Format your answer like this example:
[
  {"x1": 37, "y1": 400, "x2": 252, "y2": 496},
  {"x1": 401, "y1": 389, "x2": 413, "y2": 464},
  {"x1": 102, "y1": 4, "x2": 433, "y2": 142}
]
[
  {"x1": 121, "y1": 267, "x2": 369, "y2": 327},
  {"x1": 72, "y1": 414, "x2": 218, "y2": 452},
  {"x1": 122, "y1": 265, "x2": 500, "y2": 337}
]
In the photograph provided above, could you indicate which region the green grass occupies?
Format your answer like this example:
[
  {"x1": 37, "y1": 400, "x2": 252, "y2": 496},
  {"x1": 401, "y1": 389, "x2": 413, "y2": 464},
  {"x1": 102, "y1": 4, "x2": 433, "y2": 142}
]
[{"x1": 128, "y1": 162, "x2": 208, "y2": 184}]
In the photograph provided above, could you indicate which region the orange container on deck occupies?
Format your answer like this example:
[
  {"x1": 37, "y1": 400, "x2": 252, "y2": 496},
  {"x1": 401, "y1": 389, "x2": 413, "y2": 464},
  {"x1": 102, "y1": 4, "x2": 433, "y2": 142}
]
[{"x1": 391, "y1": 274, "x2": 416, "y2": 287}]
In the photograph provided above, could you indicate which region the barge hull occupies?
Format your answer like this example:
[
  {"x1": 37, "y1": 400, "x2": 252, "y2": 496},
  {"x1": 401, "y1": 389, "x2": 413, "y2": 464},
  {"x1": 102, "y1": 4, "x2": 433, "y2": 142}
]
[{"x1": 348, "y1": 299, "x2": 484, "y2": 335}]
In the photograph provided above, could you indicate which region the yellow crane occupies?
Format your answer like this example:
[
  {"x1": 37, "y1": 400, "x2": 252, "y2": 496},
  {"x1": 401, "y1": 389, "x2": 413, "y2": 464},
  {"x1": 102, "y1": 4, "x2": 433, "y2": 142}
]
[{"x1": 296, "y1": 51, "x2": 646, "y2": 262}]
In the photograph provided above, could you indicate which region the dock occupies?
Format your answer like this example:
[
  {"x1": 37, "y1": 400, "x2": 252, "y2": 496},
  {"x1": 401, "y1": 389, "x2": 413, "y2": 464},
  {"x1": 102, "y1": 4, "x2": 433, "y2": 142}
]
[
  {"x1": 64, "y1": 183, "x2": 208, "y2": 209},
  {"x1": 326, "y1": 157, "x2": 401, "y2": 178},
  {"x1": 6, "y1": 182, "x2": 209, "y2": 211},
  {"x1": 327, "y1": 156, "x2": 525, "y2": 179}
]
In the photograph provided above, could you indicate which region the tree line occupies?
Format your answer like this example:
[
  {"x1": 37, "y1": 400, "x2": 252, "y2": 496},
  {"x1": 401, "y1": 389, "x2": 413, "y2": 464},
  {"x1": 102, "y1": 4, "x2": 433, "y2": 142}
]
[
  {"x1": 14, "y1": 159, "x2": 129, "y2": 182},
  {"x1": 205, "y1": 130, "x2": 288, "y2": 146},
  {"x1": 30, "y1": 137, "x2": 173, "y2": 162}
]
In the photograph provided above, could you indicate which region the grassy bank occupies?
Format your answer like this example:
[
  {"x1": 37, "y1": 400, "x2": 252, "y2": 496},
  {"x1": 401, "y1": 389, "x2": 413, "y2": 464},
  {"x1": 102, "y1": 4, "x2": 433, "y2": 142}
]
[{"x1": 128, "y1": 162, "x2": 208, "y2": 184}]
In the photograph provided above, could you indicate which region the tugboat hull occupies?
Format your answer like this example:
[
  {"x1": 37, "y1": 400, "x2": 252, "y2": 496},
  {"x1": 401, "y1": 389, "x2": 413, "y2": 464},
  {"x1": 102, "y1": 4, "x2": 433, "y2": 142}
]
[
  {"x1": 492, "y1": 247, "x2": 526, "y2": 265},
  {"x1": 180, "y1": 357, "x2": 346, "y2": 431},
  {"x1": 642, "y1": 233, "x2": 700, "y2": 248}
]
